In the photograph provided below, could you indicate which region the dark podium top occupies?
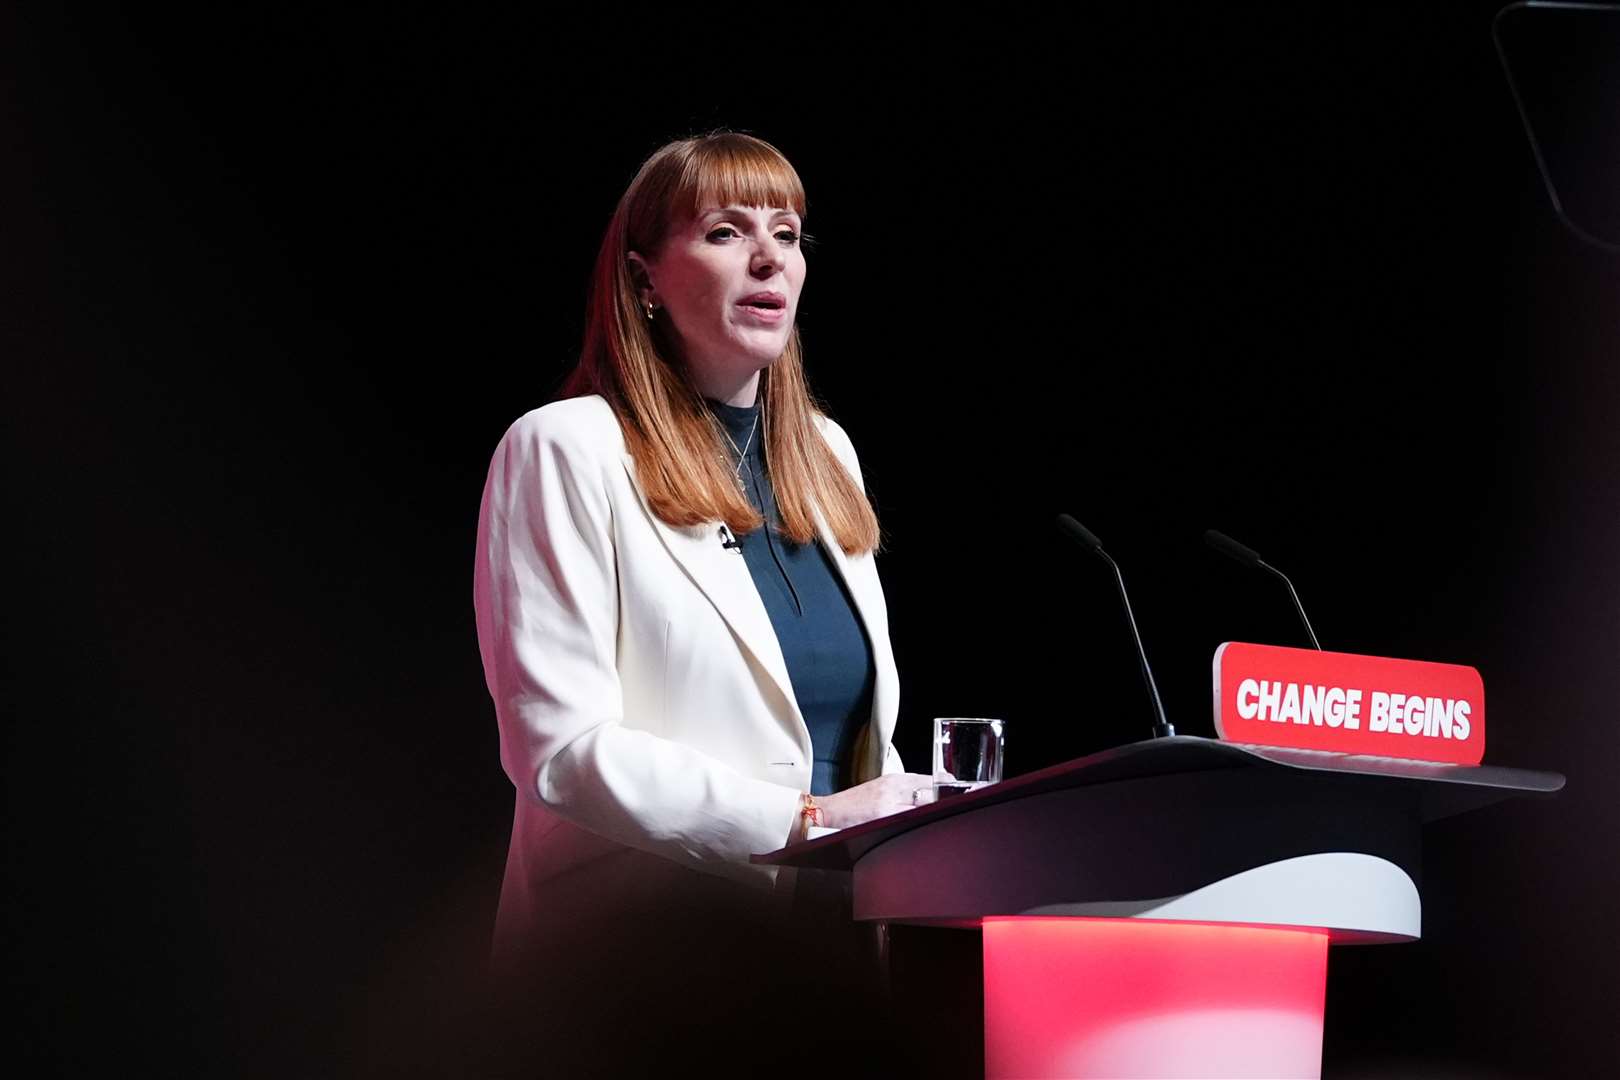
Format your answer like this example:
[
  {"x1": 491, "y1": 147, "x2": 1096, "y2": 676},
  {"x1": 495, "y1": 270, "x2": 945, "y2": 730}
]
[{"x1": 754, "y1": 735, "x2": 1565, "y2": 873}]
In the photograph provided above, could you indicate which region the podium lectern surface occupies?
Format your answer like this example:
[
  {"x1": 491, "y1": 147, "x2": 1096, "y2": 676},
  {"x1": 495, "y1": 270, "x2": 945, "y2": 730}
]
[{"x1": 754, "y1": 734, "x2": 1563, "y2": 873}]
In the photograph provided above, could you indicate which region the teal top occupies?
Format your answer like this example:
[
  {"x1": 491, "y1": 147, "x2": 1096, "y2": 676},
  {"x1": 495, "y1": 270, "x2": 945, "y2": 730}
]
[{"x1": 704, "y1": 397, "x2": 875, "y2": 796}]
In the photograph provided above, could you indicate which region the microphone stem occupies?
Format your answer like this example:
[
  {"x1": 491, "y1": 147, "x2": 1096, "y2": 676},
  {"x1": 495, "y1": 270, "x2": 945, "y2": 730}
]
[
  {"x1": 1263, "y1": 563, "x2": 1322, "y2": 650},
  {"x1": 1103, "y1": 551, "x2": 1176, "y2": 739}
]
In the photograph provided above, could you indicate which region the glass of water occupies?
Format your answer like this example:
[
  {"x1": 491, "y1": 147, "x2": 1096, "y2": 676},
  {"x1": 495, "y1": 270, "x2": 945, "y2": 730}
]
[{"x1": 932, "y1": 717, "x2": 1005, "y2": 801}]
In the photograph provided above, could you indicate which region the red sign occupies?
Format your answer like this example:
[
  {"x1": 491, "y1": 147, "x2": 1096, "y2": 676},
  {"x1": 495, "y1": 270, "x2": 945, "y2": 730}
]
[{"x1": 1212, "y1": 642, "x2": 1485, "y2": 765}]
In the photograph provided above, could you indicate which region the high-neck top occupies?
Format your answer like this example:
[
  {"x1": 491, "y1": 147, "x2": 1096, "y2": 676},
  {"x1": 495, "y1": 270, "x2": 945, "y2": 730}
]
[
  {"x1": 703, "y1": 396, "x2": 876, "y2": 796},
  {"x1": 707, "y1": 396, "x2": 765, "y2": 475}
]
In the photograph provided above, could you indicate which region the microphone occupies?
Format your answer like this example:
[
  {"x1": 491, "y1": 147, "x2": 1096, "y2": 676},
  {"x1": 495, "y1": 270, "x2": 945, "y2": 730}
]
[
  {"x1": 1203, "y1": 529, "x2": 1322, "y2": 650},
  {"x1": 1055, "y1": 514, "x2": 1176, "y2": 740},
  {"x1": 719, "y1": 525, "x2": 744, "y2": 552}
]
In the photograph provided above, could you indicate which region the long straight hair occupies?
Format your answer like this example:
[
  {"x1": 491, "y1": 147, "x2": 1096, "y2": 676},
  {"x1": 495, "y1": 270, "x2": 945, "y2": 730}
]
[{"x1": 558, "y1": 132, "x2": 881, "y2": 556}]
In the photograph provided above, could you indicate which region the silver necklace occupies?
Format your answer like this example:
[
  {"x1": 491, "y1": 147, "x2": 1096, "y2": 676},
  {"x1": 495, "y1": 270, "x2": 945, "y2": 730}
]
[{"x1": 719, "y1": 413, "x2": 760, "y2": 479}]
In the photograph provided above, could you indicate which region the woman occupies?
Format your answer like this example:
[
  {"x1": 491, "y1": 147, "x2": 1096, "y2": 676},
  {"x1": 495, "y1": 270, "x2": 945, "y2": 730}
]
[{"x1": 472, "y1": 132, "x2": 929, "y2": 1070}]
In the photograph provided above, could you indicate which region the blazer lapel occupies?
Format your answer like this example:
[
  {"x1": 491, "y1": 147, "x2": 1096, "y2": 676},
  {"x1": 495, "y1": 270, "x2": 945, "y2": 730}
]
[
  {"x1": 620, "y1": 452, "x2": 898, "y2": 778},
  {"x1": 621, "y1": 458, "x2": 811, "y2": 752}
]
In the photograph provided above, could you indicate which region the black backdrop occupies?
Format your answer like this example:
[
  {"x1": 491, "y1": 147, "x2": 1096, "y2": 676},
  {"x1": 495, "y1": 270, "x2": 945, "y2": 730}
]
[{"x1": 8, "y1": 6, "x2": 1617, "y2": 1077}]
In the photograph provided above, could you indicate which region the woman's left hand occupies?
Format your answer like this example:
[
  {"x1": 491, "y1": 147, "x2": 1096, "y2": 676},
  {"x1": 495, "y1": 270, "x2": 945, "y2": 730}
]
[{"x1": 816, "y1": 773, "x2": 936, "y2": 828}]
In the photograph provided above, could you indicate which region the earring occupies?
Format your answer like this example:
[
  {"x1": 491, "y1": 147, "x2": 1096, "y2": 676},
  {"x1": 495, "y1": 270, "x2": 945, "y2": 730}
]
[{"x1": 644, "y1": 299, "x2": 656, "y2": 321}]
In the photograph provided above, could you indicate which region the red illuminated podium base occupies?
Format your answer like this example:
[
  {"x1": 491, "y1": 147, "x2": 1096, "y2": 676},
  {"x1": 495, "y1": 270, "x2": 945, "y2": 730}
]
[
  {"x1": 757, "y1": 736, "x2": 1562, "y2": 1079},
  {"x1": 983, "y1": 917, "x2": 1326, "y2": 1079}
]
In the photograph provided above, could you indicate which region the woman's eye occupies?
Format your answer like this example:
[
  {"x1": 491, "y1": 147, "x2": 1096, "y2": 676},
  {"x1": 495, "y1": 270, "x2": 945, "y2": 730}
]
[{"x1": 705, "y1": 225, "x2": 800, "y2": 244}]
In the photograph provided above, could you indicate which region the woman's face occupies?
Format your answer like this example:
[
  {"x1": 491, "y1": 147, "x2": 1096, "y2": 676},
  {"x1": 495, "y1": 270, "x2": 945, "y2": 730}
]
[{"x1": 632, "y1": 203, "x2": 806, "y2": 398}]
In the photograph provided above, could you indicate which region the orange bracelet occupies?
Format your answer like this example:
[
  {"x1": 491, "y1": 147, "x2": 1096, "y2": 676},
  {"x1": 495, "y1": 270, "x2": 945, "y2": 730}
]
[{"x1": 799, "y1": 792, "x2": 825, "y2": 831}]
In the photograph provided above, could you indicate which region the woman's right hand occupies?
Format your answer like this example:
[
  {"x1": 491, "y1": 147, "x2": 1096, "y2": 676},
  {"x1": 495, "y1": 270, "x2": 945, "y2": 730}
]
[{"x1": 817, "y1": 773, "x2": 936, "y2": 829}]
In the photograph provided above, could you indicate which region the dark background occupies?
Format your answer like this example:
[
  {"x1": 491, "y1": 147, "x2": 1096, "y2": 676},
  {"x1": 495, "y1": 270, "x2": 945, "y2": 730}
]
[{"x1": 7, "y1": 6, "x2": 1617, "y2": 1077}]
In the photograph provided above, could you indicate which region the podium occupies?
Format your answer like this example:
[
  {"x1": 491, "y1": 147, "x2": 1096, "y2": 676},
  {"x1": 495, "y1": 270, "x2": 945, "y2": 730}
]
[{"x1": 755, "y1": 735, "x2": 1562, "y2": 1079}]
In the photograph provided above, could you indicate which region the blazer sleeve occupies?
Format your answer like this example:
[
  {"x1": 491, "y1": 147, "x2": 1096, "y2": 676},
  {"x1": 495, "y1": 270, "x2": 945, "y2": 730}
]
[{"x1": 473, "y1": 411, "x2": 802, "y2": 886}]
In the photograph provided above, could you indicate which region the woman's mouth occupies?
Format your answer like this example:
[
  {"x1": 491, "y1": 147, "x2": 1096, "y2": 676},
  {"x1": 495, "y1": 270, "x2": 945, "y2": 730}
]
[{"x1": 735, "y1": 298, "x2": 787, "y2": 323}]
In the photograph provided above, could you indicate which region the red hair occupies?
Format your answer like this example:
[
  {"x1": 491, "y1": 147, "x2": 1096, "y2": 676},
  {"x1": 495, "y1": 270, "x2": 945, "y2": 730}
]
[{"x1": 558, "y1": 131, "x2": 880, "y2": 555}]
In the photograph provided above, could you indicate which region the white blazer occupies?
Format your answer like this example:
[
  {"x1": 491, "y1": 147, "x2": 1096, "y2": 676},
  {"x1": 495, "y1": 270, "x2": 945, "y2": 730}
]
[{"x1": 473, "y1": 393, "x2": 904, "y2": 954}]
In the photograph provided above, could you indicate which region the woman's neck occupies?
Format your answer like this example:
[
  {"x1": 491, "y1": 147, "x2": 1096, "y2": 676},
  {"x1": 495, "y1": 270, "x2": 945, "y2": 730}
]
[{"x1": 692, "y1": 367, "x2": 761, "y2": 408}]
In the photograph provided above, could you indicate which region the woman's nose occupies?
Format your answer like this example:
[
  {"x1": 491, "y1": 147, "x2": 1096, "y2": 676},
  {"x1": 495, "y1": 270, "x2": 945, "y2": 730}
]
[{"x1": 750, "y1": 238, "x2": 785, "y2": 276}]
